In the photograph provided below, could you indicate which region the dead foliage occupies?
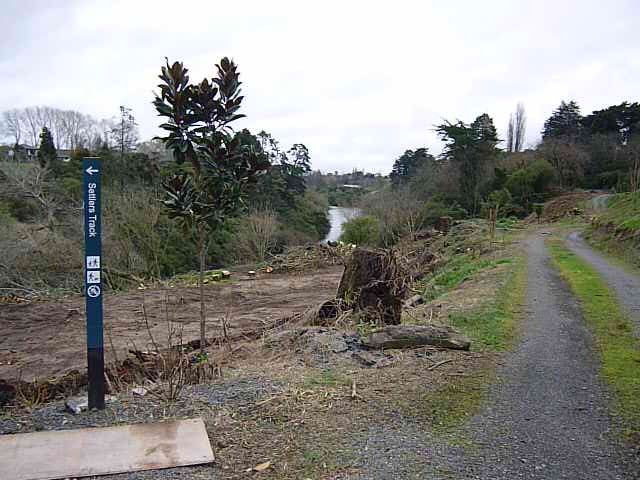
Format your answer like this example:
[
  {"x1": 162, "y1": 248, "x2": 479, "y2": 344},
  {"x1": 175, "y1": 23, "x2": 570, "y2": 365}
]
[
  {"x1": 0, "y1": 370, "x2": 88, "y2": 408},
  {"x1": 532, "y1": 191, "x2": 597, "y2": 222},
  {"x1": 262, "y1": 243, "x2": 355, "y2": 274}
]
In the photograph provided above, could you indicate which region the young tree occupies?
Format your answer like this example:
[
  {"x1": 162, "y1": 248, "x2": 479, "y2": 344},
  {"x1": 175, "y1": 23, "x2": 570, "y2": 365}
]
[
  {"x1": 111, "y1": 105, "x2": 139, "y2": 159},
  {"x1": 37, "y1": 127, "x2": 57, "y2": 170},
  {"x1": 153, "y1": 57, "x2": 269, "y2": 354}
]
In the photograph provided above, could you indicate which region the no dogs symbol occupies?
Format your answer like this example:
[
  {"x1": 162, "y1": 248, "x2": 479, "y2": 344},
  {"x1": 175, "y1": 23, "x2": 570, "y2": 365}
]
[{"x1": 87, "y1": 285, "x2": 101, "y2": 298}]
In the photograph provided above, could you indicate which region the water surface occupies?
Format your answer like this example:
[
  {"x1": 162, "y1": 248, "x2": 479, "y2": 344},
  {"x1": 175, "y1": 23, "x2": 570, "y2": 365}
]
[{"x1": 323, "y1": 206, "x2": 360, "y2": 243}]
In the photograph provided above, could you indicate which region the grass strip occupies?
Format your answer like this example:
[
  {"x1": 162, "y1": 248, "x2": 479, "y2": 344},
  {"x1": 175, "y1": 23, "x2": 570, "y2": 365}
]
[
  {"x1": 415, "y1": 253, "x2": 527, "y2": 435},
  {"x1": 422, "y1": 255, "x2": 512, "y2": 301},
  {"x1": 549, "y1": 242, "x2": 640, "y2": 439},
  {"x1": 448, "y1": 254, "x2": 526, "y2": 351}
]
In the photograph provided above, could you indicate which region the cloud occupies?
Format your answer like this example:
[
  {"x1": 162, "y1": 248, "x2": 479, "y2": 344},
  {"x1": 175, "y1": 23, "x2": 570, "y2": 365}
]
[{"x1": 1, "y1": 0, "x2": 638, "y2": 173}]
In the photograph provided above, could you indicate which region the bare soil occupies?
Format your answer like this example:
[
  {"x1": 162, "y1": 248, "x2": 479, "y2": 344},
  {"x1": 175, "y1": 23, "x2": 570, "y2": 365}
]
[{"x1": 0, "y1": 267, "x2": 343, "y2": 382}]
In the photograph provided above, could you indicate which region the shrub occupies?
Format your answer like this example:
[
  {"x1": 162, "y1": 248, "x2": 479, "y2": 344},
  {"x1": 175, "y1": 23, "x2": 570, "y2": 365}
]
[
  {"x1": 419, "y1": 198, "x2": 467, "y2": 227},
  {"x1": 340, "y1": 215, "x2": 381, "y2": 246},
  {"x1": 231, "y1": 209, "x2": 280, "y2": 262}
]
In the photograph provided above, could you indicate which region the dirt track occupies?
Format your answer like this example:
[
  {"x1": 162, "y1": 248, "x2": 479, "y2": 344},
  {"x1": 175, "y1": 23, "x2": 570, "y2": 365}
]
[{"x1": 0, "y1": 267, "x2": 343, "y2": 382}]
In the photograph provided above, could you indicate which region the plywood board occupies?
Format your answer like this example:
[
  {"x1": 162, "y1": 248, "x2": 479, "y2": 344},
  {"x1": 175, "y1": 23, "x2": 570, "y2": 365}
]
[{"x1": 0, "y1": 418, "x2": 214, "y2": 480}]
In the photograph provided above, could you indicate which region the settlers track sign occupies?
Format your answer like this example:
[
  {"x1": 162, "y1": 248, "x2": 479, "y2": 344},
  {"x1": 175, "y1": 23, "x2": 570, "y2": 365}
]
[{"x1": 83, "y1": 157, "x2": 105, "y2": 409}]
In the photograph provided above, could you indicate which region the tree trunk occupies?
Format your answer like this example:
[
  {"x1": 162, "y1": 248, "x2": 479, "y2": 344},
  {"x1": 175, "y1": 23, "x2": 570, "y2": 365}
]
[{"x1": 198, "y1": 227, "x2": 207, "y2": 354}]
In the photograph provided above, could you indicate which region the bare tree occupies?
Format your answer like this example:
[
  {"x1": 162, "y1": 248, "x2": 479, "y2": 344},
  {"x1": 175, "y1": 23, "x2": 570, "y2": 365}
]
[
  {"x1": 1, "y1": 106, "x2": 113, "y2": 151},
  {"x1": 514, "y1": 103, "x2": 526, "y2": 152},
  {"x1": 507, "y1": 115, "x2": 515, "y2": 152},
  {"x1": 506, "y1": 103, "x2": 527, "y2": 152},
  {"x1": 1, "y1": 109, "x2": 23, "y2": 145},
  {"x1": 234, "y1": 209, "x2": 280, "y2": 262},
  {"x1": 0, "y1": 162, "x2": 58, "y2": 227},
  {"x1": 540, "y1": 138, "x2": 589, "y2": 188}
]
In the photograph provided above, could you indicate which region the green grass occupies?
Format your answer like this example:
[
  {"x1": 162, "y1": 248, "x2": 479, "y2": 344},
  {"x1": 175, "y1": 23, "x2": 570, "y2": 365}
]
[
  {"x1": 591, "y1": 191, "x2": 640, "y2": 234},
  {"x1": 408, "y1": 252, "x2": 527, "y2": 438},
  {"x1": 447, "y1": 255, "x2": 526, "y2": 351},
  {"x1": 422, "y1": 254, "x2": 512, "y2": 301},
  {"x1": 586, "y1": 191, "x2": 640, "y2": 268},
  {"x1": 302, "y1": 368, "x2": 351, "y2": 388},
  {"x1": 550, "y1": 243, "x2": 640, "y2": 439},
  {"x1": 417, "y1": 371, "x2": 492, "y2": 437}
]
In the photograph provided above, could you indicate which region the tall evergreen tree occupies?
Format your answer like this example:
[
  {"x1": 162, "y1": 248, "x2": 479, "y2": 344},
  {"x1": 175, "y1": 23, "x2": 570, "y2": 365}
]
[
  {"x1": 437, "y1": 113, "x2": 499, "y2": 214},
  {"x1": 37, "y1": 127, "x2": 57, "y2": 170},
  {"x1": 542, "y1": 100, "x2": 582, "y2": 140},
  {"x1": 390, "y1": 148, "x2": 434, "y2": 187},
  {"x1": 581, "y1": 102, "x2": 640, "y2": 144}
]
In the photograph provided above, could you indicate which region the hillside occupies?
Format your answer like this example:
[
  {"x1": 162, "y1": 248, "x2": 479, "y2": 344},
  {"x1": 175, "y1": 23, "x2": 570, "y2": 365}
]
[{"x1": 589, "y1": 192, "x2": 640, "y2": 266}]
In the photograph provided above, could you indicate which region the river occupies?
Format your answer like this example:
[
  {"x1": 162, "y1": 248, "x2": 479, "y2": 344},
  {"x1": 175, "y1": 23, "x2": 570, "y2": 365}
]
[{"x1": 323, "y1": 206, "x2": 361, "y2": 243}]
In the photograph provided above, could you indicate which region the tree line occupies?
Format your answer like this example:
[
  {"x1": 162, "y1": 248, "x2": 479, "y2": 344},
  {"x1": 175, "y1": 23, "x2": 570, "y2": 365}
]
[
  {"x1": 0, "y1": 59, "x2": 330, "y2": 295},
  {"x1": 346, "y1": 99, "x2": 640, "y2": 247},
  {"x1": 0, "y1": 106, "x2": 129, "y2": 151}
]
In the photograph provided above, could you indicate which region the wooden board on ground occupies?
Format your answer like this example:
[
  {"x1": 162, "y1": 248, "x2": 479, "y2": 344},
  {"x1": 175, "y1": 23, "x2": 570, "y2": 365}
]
[{"x1": 0, "y1": 418, "x2": 214, "y2": 480}]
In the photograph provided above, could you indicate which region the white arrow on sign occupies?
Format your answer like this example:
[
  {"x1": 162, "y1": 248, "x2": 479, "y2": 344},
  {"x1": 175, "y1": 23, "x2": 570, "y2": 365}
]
[{"x1": 85, "y1": 166, "x2": 100, "y2": 175}]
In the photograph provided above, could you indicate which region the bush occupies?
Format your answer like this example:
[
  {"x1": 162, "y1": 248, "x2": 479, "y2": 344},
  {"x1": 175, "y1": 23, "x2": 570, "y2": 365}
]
[
  {"x1": 5, "y1": 198, "x2": 40, "y2": 222},
  {"x1": 419, "y1": 198, "x2": 467, "y2": 227},
  {"x1": 340, "y1": 215, "x2": 381, "y2": 246},
  {"x1": 505, "y1": 159, "x2": 554, "y2": 211},
  {"x1": 230, "y1": 210, "x2": 280, "y2": 262}
]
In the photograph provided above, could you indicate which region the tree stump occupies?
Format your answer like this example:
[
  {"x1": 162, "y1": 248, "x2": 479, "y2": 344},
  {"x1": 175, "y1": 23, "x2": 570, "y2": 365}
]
[
  {"x1": 434, "y1": 216, "x2": 452, "y2": 234},
  {"x1": 337, "y1": 248, "x2": 406, "y2": 325}
]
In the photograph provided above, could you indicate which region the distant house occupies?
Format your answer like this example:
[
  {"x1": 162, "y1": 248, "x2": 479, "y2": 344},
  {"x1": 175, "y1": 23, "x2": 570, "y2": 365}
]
[
  {"x1": 6, "y1": 144, "x2": 38, "y2": 162},
  {"x1": 341, "y1": 184, "x2": 362, "y2": 189},
  {"x1": 3, "y1": 145, "x2": 73, "y2": 163}
]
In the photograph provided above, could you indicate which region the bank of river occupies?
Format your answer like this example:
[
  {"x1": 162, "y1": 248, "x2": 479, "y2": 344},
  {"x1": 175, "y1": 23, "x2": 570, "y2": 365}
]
[{"x1": 323, "y1": 206, "x2": 360, "y2": 243}]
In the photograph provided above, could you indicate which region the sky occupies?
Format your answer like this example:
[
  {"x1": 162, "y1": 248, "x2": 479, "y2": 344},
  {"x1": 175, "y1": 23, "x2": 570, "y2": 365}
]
[{"x1": 1, "y1": 0, "x2": 638, "y2": 173}]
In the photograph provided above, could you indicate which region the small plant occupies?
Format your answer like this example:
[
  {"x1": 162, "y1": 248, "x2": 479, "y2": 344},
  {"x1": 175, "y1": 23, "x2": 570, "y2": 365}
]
[{"x1": 533, "y1": 203, "x2": 544, "y2": 222}]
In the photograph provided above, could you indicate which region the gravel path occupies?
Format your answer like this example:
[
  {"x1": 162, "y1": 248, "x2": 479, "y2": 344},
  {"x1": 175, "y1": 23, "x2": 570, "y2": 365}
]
[
  {"x1": 567, "y1": 231, "x2": 640, "y2": 336},
  {"x1": 443, "y1": 234, "x2": 634, "y2": 479},
  {"x1": 345, "y1": 233, "x2": 635, "y2": 479}
]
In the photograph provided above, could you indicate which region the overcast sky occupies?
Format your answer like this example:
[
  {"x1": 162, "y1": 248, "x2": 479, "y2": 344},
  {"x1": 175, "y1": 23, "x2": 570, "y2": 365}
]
[{"x1": 1, "y1": 1, "x2": 638, "y2": 173}]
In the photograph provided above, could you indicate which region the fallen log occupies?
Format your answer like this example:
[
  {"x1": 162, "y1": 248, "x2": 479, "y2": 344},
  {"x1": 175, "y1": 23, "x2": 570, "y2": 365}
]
[{"x1": 361, "y1": 324, "x2": 470, "y2": 351}]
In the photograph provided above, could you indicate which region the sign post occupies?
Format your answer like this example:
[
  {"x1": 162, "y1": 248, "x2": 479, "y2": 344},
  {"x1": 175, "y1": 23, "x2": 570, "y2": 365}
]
[{"x1": 83, "y1": 157, "x2": 105, "y2": 410}]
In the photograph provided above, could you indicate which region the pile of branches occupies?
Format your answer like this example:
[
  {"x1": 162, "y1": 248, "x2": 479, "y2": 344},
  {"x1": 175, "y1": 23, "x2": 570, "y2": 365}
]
[
  {"x1": 0, "y1": 370, "x2": 88, "y2": 408},
  {"x1": 263, "y1": 243, "x2": 355, "y2": 273}
]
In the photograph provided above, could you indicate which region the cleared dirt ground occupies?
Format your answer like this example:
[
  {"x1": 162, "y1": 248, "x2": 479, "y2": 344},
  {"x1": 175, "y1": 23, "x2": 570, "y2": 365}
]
[{"x1": 0, "y1": 267, "x2": 343, "y2": 381}]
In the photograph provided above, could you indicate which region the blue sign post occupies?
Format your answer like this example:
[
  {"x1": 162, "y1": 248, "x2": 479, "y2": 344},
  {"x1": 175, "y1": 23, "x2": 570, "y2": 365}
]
[{"x1": 83, "y1": 157, "x2": 105, "y2": 410}]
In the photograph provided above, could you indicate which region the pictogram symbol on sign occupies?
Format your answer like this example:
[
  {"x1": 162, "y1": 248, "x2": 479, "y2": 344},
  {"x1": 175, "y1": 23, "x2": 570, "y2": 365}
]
[{"x1": 87, "y1": 285, "x2": 101, "y2": 298}]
